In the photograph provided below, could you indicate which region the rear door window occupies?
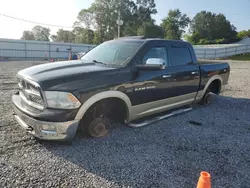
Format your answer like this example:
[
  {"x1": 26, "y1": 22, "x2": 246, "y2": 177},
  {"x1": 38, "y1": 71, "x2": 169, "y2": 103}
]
[{"x1": 169, "y1": 45, "x2": 193, "y2": 66}]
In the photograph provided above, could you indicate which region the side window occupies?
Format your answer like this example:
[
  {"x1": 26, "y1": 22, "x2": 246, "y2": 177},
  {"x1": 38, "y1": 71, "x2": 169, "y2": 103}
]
[
  {"x1": 141, "y1": 47, "x2": 167, "y2": 65},
  {"x1": 169, "y1": 46, "x2": 192, "y2": 66}
]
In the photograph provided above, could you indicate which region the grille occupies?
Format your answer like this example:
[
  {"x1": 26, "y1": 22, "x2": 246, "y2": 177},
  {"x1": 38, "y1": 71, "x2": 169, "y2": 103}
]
[
  {"x1": 27, "y1": 83, "x2": 40, "y2": 94},
  {"x1": 29, "y1": 95, "x2": 44, "y2": 105},
  {"x1": 18, "y1": 77, "x2": 44, "y2": 110}
]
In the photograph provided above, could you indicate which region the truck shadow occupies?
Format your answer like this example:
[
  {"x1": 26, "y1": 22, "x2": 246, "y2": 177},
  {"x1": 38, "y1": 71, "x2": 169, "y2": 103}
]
[{"x1": 42, "y1": 95, "x2": 250, "y2": 188}]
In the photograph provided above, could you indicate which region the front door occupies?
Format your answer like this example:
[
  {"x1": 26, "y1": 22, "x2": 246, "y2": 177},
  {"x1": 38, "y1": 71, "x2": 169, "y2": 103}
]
[{"x1": 130, "y1": 45, "x2": 170, "y2": 106}]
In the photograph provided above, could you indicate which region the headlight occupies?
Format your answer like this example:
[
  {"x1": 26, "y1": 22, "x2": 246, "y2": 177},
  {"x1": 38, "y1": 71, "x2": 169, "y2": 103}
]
[{"x1": 45, "y1": 91, "x2": 81, "y2": 109}]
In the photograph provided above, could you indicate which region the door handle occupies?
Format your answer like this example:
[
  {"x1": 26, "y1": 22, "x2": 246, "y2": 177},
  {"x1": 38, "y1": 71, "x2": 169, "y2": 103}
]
[
  {"x1": 191, "y1": 71, "x2": 198, "y2": 75},
  {"x1": 162, "y1": 74, "x2": 171, "y2": 78}
]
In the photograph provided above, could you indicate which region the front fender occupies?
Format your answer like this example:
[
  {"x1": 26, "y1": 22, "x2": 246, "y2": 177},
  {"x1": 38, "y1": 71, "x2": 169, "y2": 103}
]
[{"x1": 74, "y1": 91, "x2": 132, "y2": 123}]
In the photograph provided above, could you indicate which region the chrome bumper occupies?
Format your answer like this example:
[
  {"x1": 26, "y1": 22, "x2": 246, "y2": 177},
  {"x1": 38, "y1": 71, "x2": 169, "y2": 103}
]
[{"x1": 13, "y1": 106, "x2": 79, "y2": 141}]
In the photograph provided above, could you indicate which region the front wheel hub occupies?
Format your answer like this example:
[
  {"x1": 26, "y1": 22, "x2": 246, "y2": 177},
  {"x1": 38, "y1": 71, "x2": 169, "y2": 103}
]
[{"x1": 88, "y1": 117, "x2": 109, "y2": 138}]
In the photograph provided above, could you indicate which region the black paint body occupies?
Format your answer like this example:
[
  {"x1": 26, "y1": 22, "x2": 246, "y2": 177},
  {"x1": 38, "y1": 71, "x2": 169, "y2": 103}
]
[{"x1": 14, "y1": 38, "x2": 230, "y2": 122}]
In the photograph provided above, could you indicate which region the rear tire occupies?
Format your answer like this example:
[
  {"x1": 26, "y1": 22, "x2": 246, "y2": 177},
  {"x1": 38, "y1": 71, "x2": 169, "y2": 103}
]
[
  {"x1": 202, "y1": 92, "x2": 212, "y2": 106},
  {"x1": 200, "y1": 81, "x2": 219, "y2": 106}
]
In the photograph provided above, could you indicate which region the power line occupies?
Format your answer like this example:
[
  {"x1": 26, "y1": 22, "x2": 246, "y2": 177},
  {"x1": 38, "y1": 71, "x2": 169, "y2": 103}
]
[{"x1": 0, "y1": 13, "x2": 73, "y2": 29}]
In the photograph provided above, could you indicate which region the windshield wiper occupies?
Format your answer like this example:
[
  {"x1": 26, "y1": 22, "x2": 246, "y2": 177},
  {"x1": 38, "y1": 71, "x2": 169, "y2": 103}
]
[{"x1": 92, "y1": 60, "x2": 107, "y2": 65}]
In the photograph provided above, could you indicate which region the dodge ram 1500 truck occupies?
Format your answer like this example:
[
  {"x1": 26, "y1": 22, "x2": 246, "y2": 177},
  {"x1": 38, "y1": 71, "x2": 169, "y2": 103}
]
[{"x1": 12, "y1": 36, "x2": 230, "y2": 141}]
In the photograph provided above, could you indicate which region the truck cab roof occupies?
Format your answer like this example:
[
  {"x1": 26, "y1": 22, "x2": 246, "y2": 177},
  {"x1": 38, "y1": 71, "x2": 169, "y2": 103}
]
[{"x1": 113, "y1": 36, "x2": 189, "y2": 44}]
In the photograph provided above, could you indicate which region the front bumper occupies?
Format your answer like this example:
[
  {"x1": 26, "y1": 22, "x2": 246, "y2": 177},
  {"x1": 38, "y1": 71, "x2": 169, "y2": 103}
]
[{"x1": 12, "y1": 95, "x2": 79, "y2": 141}]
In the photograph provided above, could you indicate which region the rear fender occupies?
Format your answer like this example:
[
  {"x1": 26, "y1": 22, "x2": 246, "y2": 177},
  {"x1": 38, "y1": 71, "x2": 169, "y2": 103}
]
[{"x1": 196, "y1": 75, "x2": 223, "y2": 100}]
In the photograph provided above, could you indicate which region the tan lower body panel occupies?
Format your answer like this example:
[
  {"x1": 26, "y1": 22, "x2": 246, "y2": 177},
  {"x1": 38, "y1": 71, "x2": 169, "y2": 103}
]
[{"x1": 129, "y1": 92, "x2": 197, "y2": 122}]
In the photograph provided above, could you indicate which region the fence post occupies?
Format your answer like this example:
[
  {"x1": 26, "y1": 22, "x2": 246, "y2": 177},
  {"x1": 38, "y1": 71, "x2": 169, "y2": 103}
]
[
  {"x1": 235, "y1": 46, "x2": 238, "y2": 55},
  {"x1": 49, "y1": 43, "x2": 51, "y2": 60},
  {"x1": 204, "y1": 49, "x2": 206, "y2": 59},
  {"x1": 225, "y1": 47, "x2": 228, "y2": 58},
  {"x1": 24, "y1": 42, "x2": 27, "y2": 59},
  {"x1": 214, "y1": 49, "x2": 217, "y2": 59}
]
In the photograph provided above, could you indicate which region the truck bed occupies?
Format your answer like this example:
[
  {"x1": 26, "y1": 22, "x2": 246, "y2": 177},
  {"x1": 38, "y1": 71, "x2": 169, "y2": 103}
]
[
  {"x1": 198, "y1": 59, "x2": 229, "y2": 64},
  {"x1": 198, "y1": 60, "x2": 230, "y2": 91}
]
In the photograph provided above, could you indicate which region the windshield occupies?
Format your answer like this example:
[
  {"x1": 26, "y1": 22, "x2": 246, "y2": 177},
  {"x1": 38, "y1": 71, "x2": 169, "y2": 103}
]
[{"x1": 81, "y1": 40, "x2": 144, "y2": 66}]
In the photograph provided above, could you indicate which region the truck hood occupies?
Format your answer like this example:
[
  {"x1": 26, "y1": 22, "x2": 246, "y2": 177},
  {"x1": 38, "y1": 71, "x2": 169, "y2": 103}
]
[{"x1": 18, "y1": 60, "x2": 117, "y2": 82}]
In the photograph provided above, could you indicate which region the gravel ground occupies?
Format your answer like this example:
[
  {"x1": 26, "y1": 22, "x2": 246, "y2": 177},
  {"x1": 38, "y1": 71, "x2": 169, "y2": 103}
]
[{"x1": 0, "y1": 60, "x2": 250, "y2": 188}]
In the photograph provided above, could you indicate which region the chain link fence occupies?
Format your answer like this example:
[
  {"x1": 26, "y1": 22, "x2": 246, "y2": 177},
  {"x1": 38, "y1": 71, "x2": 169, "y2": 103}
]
[
  {"x1": 194, "y1": 44, "x2": 250, "y2": 59},
  {"x1": 1, "y1": 38, "x2": 250, "y2": 61},
  {"x1": 0, "y1": 38, "x2": 95, "y2": 60}
]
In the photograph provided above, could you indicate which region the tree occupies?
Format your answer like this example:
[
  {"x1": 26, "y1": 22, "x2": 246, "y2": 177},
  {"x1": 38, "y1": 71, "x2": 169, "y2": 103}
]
[
  {"x1": 183, "y1": 32, "x2": 201, "y2": 44},
  {"x1": 21, "y1": 0, "x2": 161, "y2": 44},
  {"x1": 73, "y1": 27, "x2": 85, "y2": 43},
  {"x1": 74, "y1": 0, "x2": 158, "y2": 41},
  {"x1": 135, "y1": 0, "x2": 157, "y2": 23},
  {"x1": 50, "y1": 35, "x2": 57, "y2": 42},
  {"x1": 32, "y1": 25, "x2": 51, "y2": 41},
  {"x1": 161, "y1": 9, "x2": 190, "y2": 40},
  {"x1": 136, "y1": 0, "x2": 157, "y2": 14},
  {"x1": 87, "y1": 0, "x2": 122, "y2": 41},
  {"x1": 51, "y1": 29, "x2": 75, "y2": 42},
  {"x1": 21, "y1": 31, "x2": 35, "y2": 40},
  {"x1": 137, "y1": 21, "x2": 164, "y2": 38},
  {"x1": 189, "y1": 11, "x2": 237, "y2": 44},
  {"x1": 237, "y1": 30, "x2": 250, "y2": 39},
  {"x1": 81, "y1": 29, "x2": 94, "y2": 44},
  {"x1": 72, "y1": 27, "x2": 95, "y2": 44},
  {"x1": 123, "y1": 0, "x2": 157, "y2": 36},
  {"x1": 93, "y1": 31, "x2": 102, "y2": 44},
  {"x1": 76, "y1": 9, "x2": 95, "y2": 29},
  {"x1": 213, "y1": 13, "x2": 237, "y2": 41}
]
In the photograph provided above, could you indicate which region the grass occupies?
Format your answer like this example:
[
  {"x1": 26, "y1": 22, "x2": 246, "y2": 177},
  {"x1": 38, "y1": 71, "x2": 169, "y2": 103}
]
[{"x1": 227, "y1": 53, "x2": 250, "y2": 61}]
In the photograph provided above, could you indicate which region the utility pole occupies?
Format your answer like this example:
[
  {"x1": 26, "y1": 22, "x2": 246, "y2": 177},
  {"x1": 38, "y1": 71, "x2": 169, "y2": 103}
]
[
  {"x1": 117, "y1": 10, "x2": 121, "y2": 38},
  {"x1": 116, "y1": 0, "x2": 123, "y2": 38}
]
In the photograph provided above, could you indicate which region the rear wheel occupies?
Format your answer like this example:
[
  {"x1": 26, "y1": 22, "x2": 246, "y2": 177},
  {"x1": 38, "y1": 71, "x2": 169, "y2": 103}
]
[
  {"x1": 201, "y1": 92, "x2": 212, "y2": 106},
  {"x1": 200, "y1": 80, "x2": 221, "y2": 106}
]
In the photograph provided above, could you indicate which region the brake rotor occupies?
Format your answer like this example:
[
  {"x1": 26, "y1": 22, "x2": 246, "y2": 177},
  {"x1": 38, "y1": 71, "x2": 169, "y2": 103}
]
[{"x1": 88, "y1": 117, "x2": 109, "y2": 138}]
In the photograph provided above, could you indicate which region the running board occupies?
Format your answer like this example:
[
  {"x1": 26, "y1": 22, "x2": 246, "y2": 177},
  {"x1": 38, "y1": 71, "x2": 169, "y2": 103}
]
[{"x1": 128, "y1": 107, "x2": 192, "y2": 128}]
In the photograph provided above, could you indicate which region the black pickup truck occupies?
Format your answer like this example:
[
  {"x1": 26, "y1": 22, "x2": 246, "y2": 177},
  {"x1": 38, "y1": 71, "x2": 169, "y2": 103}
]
[{"x1": 12, "y1": 36, "x2": 230, "y2": 141}]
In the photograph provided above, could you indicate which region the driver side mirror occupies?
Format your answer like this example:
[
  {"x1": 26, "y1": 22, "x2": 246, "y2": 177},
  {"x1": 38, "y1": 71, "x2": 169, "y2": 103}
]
[{"x1": 136, "y1": 58, "x2": 166, "y2": 70}]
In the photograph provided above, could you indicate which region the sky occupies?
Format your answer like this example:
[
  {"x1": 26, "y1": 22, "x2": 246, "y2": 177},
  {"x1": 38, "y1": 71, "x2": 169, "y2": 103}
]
[{"x1": 0, "y1": 0, "x2": 249, "y2": 39}]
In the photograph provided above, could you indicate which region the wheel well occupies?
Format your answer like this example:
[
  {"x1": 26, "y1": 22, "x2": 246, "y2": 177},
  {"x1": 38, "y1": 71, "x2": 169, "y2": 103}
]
[
  {"x1": 208, "y1": 79, "x2": 221, "y2": 94},
  {"x1": 80, "y1": 97, "x2": 128, "y2": 125}
]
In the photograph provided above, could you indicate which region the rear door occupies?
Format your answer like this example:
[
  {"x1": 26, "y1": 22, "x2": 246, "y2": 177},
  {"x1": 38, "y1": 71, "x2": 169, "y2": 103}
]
[{"x1": 166, "y1": 43, "x2": 200, "y2": 99}]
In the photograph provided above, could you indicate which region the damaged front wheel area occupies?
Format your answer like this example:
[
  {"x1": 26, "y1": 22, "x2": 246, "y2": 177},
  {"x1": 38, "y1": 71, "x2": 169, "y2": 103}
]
[
  {"x1": 78, "y1": 98, "x2": 126, "y2": 138},
  {"x1": 88, "y1": 117, "x2": 109, "y2": 138},
  {"x1": 79, "y1": 103, "x2": 111, "y2": 138}
]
